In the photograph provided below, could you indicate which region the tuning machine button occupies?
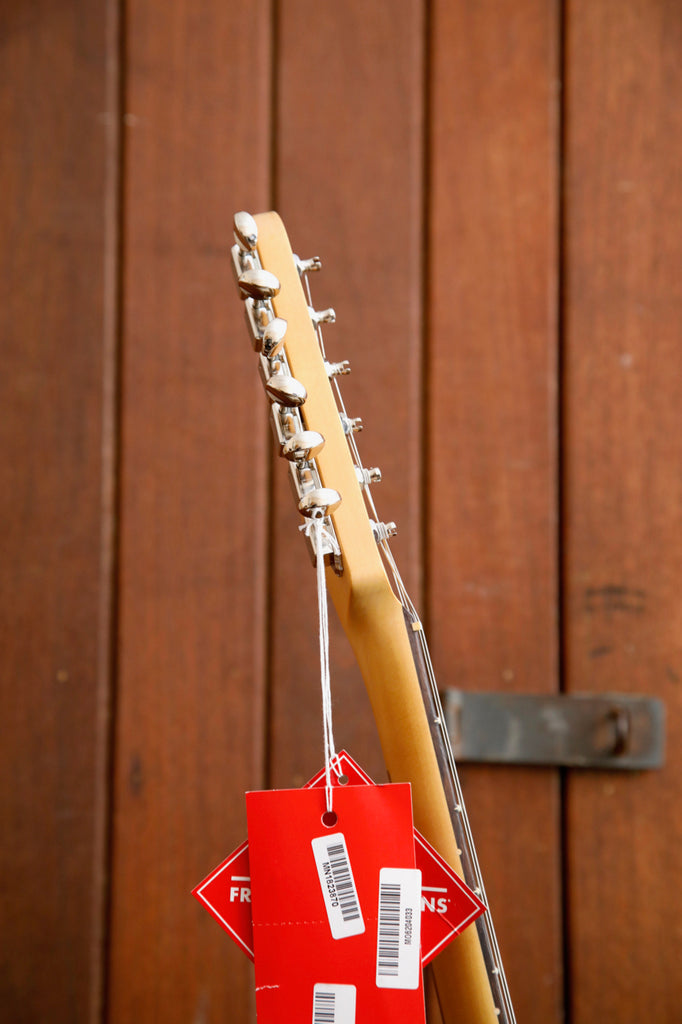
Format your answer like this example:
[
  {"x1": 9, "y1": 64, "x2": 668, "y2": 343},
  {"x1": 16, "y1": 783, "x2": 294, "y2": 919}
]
[
  {"x1": 261, "y1": 317, "x2": 287, "y2": 357},
  {"x1": 298, "y1": 487, "x2": 342, "y2": 517},
  {"x1": 238, "y1": 268, "x2": 280, "y2": 302},
  {"x1": 264, "y1": 373, "x2": 307, "y2": 407},
  {"x1": 309, "y1": 306, "x2": 336, "y2": 327},
  {"x1": 295, "y1": 255, "x2": 322, "y2": 274},
  {"x1": 325, "y1": 360, "x2": 350, "y2": 378},
  {"x1": 281, "y1": 430, "x2": 325, "y2": 462},
  {"x1": 233, "y1": 211, "x2": 258, "y2": 252},
  {"x1": 356, "y1": 466, "x2": 382, "y2": 486},
  {"x1": 340, "y1": 414, "x2": 363, "y2": 434}
]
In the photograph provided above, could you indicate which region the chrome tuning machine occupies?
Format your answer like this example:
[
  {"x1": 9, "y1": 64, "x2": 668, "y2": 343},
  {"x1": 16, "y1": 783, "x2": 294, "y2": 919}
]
[
  {"x1": 356, "y1": 466, "x2": 382, "y2": 487},
  {"x1": 237, "y1": 267, "x2": 280, "y2": 334},
  {"x1": 371, "y1": 520, "x2": 398, "y2": 542},
  {"x1": 340, "y1": 413, "x2": 363, "y2": 434},
  {"x1": 295, "y1": 255, "x2": 322, "y2": 274},
  {"x1": 309, "y1": 306, "x2": 336, "y2": 327},
  {"x1": 326, "y1": 360, "x2": 351, "y2": 378},
  {"x1": 264, "y1": 373, "x2": 307, "y2": 408},
  {"x1": 281, "y1": 430, "x2": 326, "y2": 462},
  {"x1": 261, "y1": 317, "x2": 287, "y2": 357},
  {"x1": 233, "y1": 211, "x2": 258, "y2": 253},
  {"x1": 299, "y1": 488, "x2": 343, "y2": 518}
]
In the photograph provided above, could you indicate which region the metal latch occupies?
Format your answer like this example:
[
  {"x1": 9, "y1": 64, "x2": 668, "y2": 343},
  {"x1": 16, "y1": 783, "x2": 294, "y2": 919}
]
[{"x1": 442, "y1": 691, "x2": 665, "y2": 769}]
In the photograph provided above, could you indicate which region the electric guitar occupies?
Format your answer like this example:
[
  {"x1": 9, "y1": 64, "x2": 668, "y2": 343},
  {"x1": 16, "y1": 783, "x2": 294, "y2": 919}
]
[{"x1": 231, "y1": 210, "x2": 516, "y2": 1024}]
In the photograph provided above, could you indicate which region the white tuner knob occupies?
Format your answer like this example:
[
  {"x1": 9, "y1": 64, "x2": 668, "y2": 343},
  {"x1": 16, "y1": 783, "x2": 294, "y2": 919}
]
[{"x1": 298, "y1": 488, "x2": 342, "y2": 517}]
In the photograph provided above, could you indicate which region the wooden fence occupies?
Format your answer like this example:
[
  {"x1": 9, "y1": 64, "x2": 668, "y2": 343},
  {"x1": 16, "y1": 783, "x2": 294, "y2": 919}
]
[{"x1": 1, "y1": 2, "x2": 680, "y2": 1021}]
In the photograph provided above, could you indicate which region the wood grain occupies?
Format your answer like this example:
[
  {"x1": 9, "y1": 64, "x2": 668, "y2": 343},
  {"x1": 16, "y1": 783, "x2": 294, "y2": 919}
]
[
  {"x1": 269, "y1": 0, "x2": 426, "y2": 790},
  {"x1": 107, "y1": 2, "x2": 272, "y2": 1021},
  {"x1": 0, "y1": 1, "x2": 118, "y2": 1020},
  {"x1": 563, "y1": 2, "x2": 682, "y2": 1020},
  {"x1": 428, "y1": 1, "x2": 563, "y2": 1019}
]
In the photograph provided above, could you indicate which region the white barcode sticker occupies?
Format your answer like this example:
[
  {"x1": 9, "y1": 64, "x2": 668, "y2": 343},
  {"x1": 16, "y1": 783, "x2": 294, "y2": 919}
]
[
  {"x1": 312, "y1": 983, "x2": 357, "y2": 1024},
  {"x1": 311, "y1": 833, "x2": 365, "y2": 939},
  {"x1": 375, "y1": 867, "x2": 422, "y2": 989}
]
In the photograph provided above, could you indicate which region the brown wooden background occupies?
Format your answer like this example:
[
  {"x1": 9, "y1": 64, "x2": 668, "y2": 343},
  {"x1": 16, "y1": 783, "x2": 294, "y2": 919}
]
[{"x1": 1, "y1": 1, "x2": 680, "y2": 1022}]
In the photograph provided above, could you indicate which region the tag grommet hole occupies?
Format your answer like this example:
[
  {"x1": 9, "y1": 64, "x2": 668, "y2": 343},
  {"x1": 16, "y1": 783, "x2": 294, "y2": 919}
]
[
  {"x1": 321, "y1": 810, "x2": 338, "y2": 828},
  {"x1": 337, "y1": 774, "x2": 349, "y2": 786}
]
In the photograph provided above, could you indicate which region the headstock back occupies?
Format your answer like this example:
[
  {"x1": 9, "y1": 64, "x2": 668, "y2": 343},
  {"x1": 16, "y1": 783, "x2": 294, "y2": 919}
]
[{"x1": 232, "y1": 211, "x2": 397, "y2": 624}]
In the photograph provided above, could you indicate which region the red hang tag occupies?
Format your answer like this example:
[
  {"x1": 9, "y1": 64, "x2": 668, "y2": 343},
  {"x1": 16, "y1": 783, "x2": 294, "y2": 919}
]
[
  {"x1": 415, "y1": 830, "x2": 486, "y2": 958},
  {"x1": 246, "y1": 781, "x2": 426, "y2": 1024},
  {"x1": 193, "y1": 751, "x2": 485, "y2": 967},
  {"x1": 193, "y1": 840, "x2": 254, "y2": 958},
  {"x1": 306, "y1": 753, "x2": 486, "y2": 961}
]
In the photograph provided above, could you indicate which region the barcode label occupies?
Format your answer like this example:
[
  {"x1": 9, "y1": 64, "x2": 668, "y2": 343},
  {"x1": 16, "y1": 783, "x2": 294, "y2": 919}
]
[
  {"x1": 311, "y1": 833, "x2": 365, "y2": 939},
  {"x1": 312, "y1": 984, "x2": 356, "y2": 1024},
  {"x1": 376, "y1": 868, "x2": 422, "y2": 989}
]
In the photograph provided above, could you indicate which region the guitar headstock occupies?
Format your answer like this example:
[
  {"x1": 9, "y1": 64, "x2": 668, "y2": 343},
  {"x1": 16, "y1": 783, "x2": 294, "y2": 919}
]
[{"x1": 231, "y1": 211, "x2": 398, "y2": 620}]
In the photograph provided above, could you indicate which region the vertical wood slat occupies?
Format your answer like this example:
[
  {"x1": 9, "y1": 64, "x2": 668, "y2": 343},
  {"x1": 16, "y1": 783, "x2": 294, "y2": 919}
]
[
  {"x1": 563, "y1": 2, "x2": 682, "y2": 1021},
  {"x1": 269, "y1": 0, "x2": 426, "y2": 787},
  {"x1": 107, "y1": 1, "x2": 272, "y2": 1021},
  {"x1": 428, "y1": 2, "x2": 563, "y2": 1020},
  {"x1": 0, "y1": 2, "x2": 119, "y2": 1021}
]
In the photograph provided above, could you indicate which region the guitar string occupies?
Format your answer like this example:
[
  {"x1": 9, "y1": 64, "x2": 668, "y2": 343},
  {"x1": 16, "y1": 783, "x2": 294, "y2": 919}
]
[
  {"x1": 301, "y1": 512, "x2": 341, "y2": 815},
  {"x1": 302, "y1": 270, "x2": 515, "y2": 1022}
]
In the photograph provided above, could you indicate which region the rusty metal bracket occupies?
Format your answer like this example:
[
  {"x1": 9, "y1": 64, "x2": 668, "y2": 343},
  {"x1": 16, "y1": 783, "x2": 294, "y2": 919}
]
[{"x1": 442, "y1": 691, "x2": 665, "y2": 769}]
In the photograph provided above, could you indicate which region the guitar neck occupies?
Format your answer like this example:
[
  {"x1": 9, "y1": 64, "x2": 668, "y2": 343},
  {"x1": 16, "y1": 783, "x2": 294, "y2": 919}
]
[
  {"x1": 237, "y1": 210, "x2": 515, "y2": 1024},
  {"x1": 333, "y1": 576, "x2": 514, "y2": 1024}
]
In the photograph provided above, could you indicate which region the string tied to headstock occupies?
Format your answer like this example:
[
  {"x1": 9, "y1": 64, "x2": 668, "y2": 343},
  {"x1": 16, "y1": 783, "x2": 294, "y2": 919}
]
[{"x1": 300, "y1": 513, "x2": 341, "y2": 815}]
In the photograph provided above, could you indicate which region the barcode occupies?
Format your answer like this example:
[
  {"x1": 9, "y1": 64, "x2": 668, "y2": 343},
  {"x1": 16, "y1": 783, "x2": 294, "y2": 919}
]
[
  {"x1": 311, "y1": 833, "x2": 365, "y2": 939},
  {"x1": 326, "y1": 842, "x2": 360, "y2": 922},
  {"x1": 375, "y1": 868, "x2": 421, "y2": 990},
  {"x1": 312, "y1": 984, "x2": 356, "y2": 1024},
  {"x1": 313, "y1": 990, "x2": 336, "y2": 1023},
  {"x1": 377, "y1": 881, "x2": 402, "y2": 976}
]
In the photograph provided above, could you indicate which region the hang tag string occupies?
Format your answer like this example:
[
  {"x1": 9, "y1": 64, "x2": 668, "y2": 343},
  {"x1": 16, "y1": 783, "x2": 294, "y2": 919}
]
[{"x1": 301, "y1": 513, "x2": 340, "y2": 814}]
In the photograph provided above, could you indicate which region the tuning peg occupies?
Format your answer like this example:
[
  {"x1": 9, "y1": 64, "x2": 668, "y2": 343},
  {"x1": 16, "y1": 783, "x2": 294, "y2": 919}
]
[
  {"x1": 356, "y1": 466, "x2": 382, "y2": 486},
  {"x1": 295, "y1": 255, "x2": 322, "y2": 274},
  {"x1": 264, "y1": 373, "x2": 307, "y2": 407},
  {"x1": 238, "y1": 268, "x2": 280, "y2": 302},
  {"x1": 233, "y1": 211, "x2": 258, "y2": 252},
  {"x1": 371, "y1": 521, "x2": 397, "y2": 541},
  {"x1": 261, "y1": 317, "x2": 287, "y2": 357},
  {"x1": 309, "y1": 306, "x2": 336, "y2": 327},
  {"x1": 340, "y1": 414, "x2": 363, "y2": 434},
  {"x1": 326, "y1": 360, "x2": 351, "y2": 378},
  {"x1": 281, "y1": 430, "x2": 325, "y2": 462},
  {"x1": 298, "y1": 487, "x2": 342, "y2": 517}
]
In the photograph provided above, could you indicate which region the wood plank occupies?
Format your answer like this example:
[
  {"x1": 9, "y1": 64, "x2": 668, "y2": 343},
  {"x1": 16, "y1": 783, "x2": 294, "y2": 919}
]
[
  {"x1": 563, "y1": 2, "x2": 682, "y2": 1020},
  {"x1": 0, "y1": 2, "x2": 119, "y2": 1020},
  {"x1": 428, "y1": 1, "x2": 563, "y2": 1019},
  {"x1": 269, "y1": 0, "x2": 426, "y2": 789},
  {"x1": 107, "y1": 2, "x2": 272, "y2": 1021}
]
